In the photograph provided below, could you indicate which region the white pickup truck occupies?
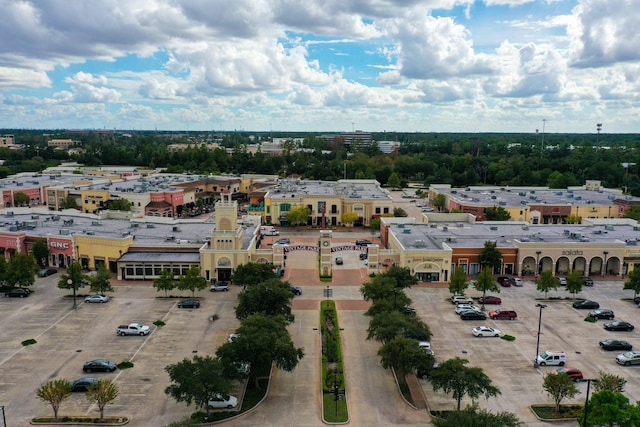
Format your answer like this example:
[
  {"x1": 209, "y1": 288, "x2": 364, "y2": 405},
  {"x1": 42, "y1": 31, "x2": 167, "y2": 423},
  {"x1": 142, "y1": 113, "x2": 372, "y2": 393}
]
[{"x1": 117, "y1": 323, "x2": 151, "y2": 336}]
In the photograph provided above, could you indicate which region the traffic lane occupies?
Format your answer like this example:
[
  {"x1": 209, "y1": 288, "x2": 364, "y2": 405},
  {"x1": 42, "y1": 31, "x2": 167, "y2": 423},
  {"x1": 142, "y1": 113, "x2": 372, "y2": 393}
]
[{"x1": 410, "y1": 281, "x2": 640, "y2": 425}]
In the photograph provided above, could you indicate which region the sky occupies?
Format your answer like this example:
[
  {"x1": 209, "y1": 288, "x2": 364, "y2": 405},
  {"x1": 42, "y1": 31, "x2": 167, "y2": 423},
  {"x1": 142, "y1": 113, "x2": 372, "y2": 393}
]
[{"x1": 0, "y1": 0, "x2": 638, "y2": 133}]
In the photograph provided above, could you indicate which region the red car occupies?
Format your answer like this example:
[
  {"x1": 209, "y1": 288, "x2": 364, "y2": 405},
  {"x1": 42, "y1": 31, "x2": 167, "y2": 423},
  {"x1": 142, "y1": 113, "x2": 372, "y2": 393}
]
[
  {"x1": 552, "y1": 367, "x2": 583, "y2": 382},
  {"x1": 478, "y1": 296, "x2": 502, "y2": 305},
  {"x1": 497, "y1": 276, "x2": 512, "y2": 287},
  {"x1": 489, "y1": 308, "x2": 517, "y2": 320}
]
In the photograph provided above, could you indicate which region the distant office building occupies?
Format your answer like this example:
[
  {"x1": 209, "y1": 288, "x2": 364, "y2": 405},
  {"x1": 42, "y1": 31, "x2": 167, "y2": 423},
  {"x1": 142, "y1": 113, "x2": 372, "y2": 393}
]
[{"x1": 0, "y1": 135, "x2": 15, "y2": 147}]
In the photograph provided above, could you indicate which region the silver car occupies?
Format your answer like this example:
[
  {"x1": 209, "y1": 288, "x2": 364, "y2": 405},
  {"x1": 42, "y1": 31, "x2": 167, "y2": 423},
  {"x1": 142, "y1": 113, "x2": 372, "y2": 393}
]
[
  {"x1": 84, "y1": 294, "x2": 109, "y2": 303},
  {"x1": 616, "y1": 351, "x2": 640, "y2": 366}
]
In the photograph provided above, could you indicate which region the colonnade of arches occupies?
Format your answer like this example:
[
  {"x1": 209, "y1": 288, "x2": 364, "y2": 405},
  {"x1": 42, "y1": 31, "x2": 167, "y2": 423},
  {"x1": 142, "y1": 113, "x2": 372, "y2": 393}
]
[{"x1": 520, "y1": 255, "x2": 621, "y2": 277}]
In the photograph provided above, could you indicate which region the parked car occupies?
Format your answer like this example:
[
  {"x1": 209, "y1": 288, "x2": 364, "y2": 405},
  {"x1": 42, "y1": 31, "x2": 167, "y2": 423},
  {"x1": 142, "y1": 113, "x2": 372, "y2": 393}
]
[
  {"x1": 70, "y1": 377, "x2": 97, "y2": 392},
  {"x1": 355, "y1": 239, "x2": 372, "y2": 246},
  {"x1": 177, "y1": 299, "x2": 200, "y2": 308},
  {"x1": 207, "y1": 394, "x2": 238, "y2": 409},
  {"x1": 558, "y1": 277, "x2": 567, "y2": 286},
  {"x1": 599, "y1": 339, "x2": 633, "y2": 351},
  {"x1": 497, "y1": 276, "x2": 512, "y2": 287},
  {"x1": 478, "y1": 296, "x2": 502, "y2": 305},
  {"x1": 604, "y1": 321, "x2": 635, "y2": 331},
  {"x1": 275, "y1": 238, "x2": 290, "y2": 245},
  {"x1": 84, "y1": 294, "x2": 109, "y2": 303},
  {"x1": 455, "y1": 304, "x2": 480, "y2": 314},
  {"x1": 634, "y1": 296, "x2": 640, "y2": 305},
  {"x1": 82, "y1": 359, "x2": 117, "y2": 373},
  {"x1": 459, "y1": 310, "x2": 487, "y2": 320},
  {"x1": 472, "y1": 326, "x2": 501, "y2": 337},
  {"x1": 512, "y1": 278, "x2": 523, "y2": 287},
  {"x1": 572, "y1": 300, "x2": 600, "y2": 309},
  {"x1": 38, "y1": 268, "x2": 57, "y2": 277},
  {"x1": 335, "y1": 257, "x2": 343, "y2": 265},
  {"x1": 290, "y1": 286, "x2": 302, "y2": 296},
  {"x1": 228, "y1": 333, "x2": 239, "y2": 343},
  {"x1": 583, "y1": 277, "x2": 594, "y2": 286},
  {"x1": 401, "y1": 305, "x2": 417, "y2": 314},
  {"x1": 536, "y1": 351, "x2": 567, "y2": 366},
  {"x1": 616, "y1": 351, "x2": 640, "y2": 366},
  {"x1": 588, "y1": 309, "x2": 615, "y2": 320},
  {"x1": 4, "y1": 288, "x2": 30, "y2": 298},
  {"x1": 489, "y1": 308, "x2": 518, "y2": 320},
  {"x1": 451, "y1": 295, "x2": 474, "y2": 305},
  {"x1": 210, "y1": 282, "x2": 230, "y2": 292},
  {"x1": 359, "y1": 252, "x2": 368, "y2": 260},
  {"x1": 552, "y1": 367, "x2": 583, "y2": 382}
]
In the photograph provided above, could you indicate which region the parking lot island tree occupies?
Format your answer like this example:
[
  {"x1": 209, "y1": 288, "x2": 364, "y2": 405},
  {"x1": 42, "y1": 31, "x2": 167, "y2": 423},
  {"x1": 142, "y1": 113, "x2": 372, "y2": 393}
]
[
  {"x1": 86, "y1": 378, "x2": 119, "y2": 421},
  {"x1": 58, "y1": 261, "x2": 90, "y2": 297},
  {"x1": 178, "y1": 266, "x2": 207, "y2": 297},
  {"x1": 578, "y1": 390, "x2": 640, "y2": 426},
  {"x1": 431, "y1": 403, "x2": 520, "y2": 427},
  {"x1": 623, "y1": 268, "x2": 640, "y2": 299},
  {"x1": 235, "y1": 279, "x2": 295, "y2": 323},
  {"x1": 36, "y1": 379, "x2": 72, "y2": 422},
  {"x1": 593, "y1": 371, "x2": 627, "y2": 393},
  {"x1": 536, "y1": 271, "x2": 560, "y2": 298},
  {"x1": 565, "y1": 270, "x2": 583, "y2": 299},
  {"x1": 429, "y1": 357, "x2": 500, "y2": 411},
  {"x1": 361, "y1": 275, "x2": 406, "y2": 303},
  {"x1": 384, "y1": 266, "x2": 418, "y2": 289},
  {"x1": 542, "y1": 371, "x2": 580, "y2": 414},
  {"x1": 216, "y1": 313, "x2": 304, "y2": 390},
  {"x1": 366, "y1": 310, "x2": 431, "y2": 343},
  {"x1": 165, "y1": 356, "x2": 231, "y2": 418},
  {"x1": 153, "y1": 268, "x2": 175, "y2": 297},
  {"x1": 448, "y1": 265, "x2": 468, "y2": 296},
  {"x1": 231, "y1": 262, "x2": 276, "y2": 289},
  {"x1": 89, "y1": 263, "x2": 114, "y2": 295},
  {"x1": 378, "y1": 336, "x2": 436, "y2": 380}
]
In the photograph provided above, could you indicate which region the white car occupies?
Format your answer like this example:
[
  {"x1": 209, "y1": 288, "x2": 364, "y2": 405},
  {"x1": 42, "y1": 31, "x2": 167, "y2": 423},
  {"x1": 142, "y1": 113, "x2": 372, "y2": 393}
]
[
  {"x1": 472, "y1": 326, "x2": 502, "y2": 337},
  {"x1": 451, "y1": 295, "x2": 473, "y2": 305},
  {"x1": 418, "y1": 341, "x2": 434, "y2": 356},
  {"x1": 84, "y1": 294, "x2": 109, "y2": 303},
  {"x1": 512, "y1": 278, "x2": 523, "y2": 287},
  {"x1": 455, "y1": 304, "x2": 480, "y2": 314},
  {"x1": 207, "y1": 394, "x2": 238, "y2": 409},
  {"x1": 228, "y1": 333, "x2": 239, "y2": 343}
]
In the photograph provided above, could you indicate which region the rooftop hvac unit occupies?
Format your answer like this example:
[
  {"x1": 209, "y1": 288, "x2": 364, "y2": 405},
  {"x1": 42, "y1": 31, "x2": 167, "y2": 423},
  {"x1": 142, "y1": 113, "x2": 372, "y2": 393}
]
[
  {"x1": 574, "y1": 196, "x2": 582, "y2": 200},
  {"x1": 146, "y1": 224, "x2": 155, "y2": 228},
  {"x1": 519, "y1": 192, "x2": 526, "y2": 196},
  {"x1": 491, "y1": 195, "x2": 497, "y2": 199},
  {"x1": 430, "y1": 224, "x2": 437, "y2": 228},
  {"x1": 490, "y1": 226, "x2": 498, "y2": 230},
  {"x1": 60, "y1": 229, "x2": 70, "y2": 235},
  {"x1": 172, "y1": 226, "x2": 180, "y2": 232},
  {"x1": 556, "y1": 192, "x2": 563, "y2": 196},
  {"x1": 520, "y1": 200, "x2": 527, "y2": 205},
  {"x1": 447, "y1": 236, "x2": 457, "y2": 242},
  {"x1": 403, "y1": 229, "x2": 411, "y2": 234},
  {"x1": 414, "y1": 240, "x2": 426, "y2": 247},
  {"x1": 91, "y1": 221, "x2": 101, "y2": 226},
  {"x1": 443, "y1": 226, "x2": 448, "y2": 231},
  {"x1": 564, "y1": 229, "x2": 570, "y2": 234},
  {"x1": 522, "y1": 225, "x2": 529, "y2": 230},
  {"x1": 398, "y1": 223, "x2": 405, "y2": 228},
  {"x1": 634, "y1": 226, "x2": 640, "y2": 231},
  {"x1": 605, "y1": 224, "x2": 614, "y2": 231},
  {"x1": 498, "y1": 201, "x2": 507, "y2": 206}
]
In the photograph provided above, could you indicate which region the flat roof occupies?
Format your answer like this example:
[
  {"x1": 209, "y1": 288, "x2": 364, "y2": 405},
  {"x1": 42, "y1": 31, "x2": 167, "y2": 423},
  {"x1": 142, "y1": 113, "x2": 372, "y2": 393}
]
[{"x1": 268, "y1": 179, "x2": 392, "y2": 200}]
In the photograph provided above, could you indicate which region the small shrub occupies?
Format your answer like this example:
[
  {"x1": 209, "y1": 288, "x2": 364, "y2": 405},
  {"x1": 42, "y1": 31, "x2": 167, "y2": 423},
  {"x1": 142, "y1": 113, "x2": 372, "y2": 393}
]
[
  {"x1": 153, "y1": 320, "x2": 165, "y2": 327},
  {"x1": 21, "y1": 338, "x2": 37, "y2": 346},
  {"x1": 584, "y1": 316, "x2": 598, "y2": 323},
  {"x1": 501, "y1": 335, "x2": 516, "y2": 341},
  {"x1": 117, "y1": 360, "x2": 134, "y2": 369}
]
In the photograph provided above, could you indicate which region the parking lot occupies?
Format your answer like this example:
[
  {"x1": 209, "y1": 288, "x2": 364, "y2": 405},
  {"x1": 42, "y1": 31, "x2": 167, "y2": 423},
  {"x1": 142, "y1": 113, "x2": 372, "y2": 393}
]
[
  {"x1": 0, "y1": 274, "x2": 242, "y2": 426},
  {"x1": 409, "y1": 278, "x2": 640, "y2": 424}
]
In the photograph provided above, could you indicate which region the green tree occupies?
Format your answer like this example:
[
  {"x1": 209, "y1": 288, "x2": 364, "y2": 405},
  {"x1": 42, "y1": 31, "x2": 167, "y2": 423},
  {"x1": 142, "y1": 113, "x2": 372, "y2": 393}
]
[
  {"x1": 31, "y1": 238, "x2": 50, "y2": 267},
  {"x1": 153, "y1": 269, "x2": 176, "y2": 297},
  {"x1": 57, "y1": 261, "x2": 90, "y2": 297},
  {"x1": 483, "y1": 205, "x2": 511, "y2": 221},
  {"x1": 178, "y1": 266, "x2": 207, "y2": 297},
  {"x1": 565, "y1": 214, "x2": 582, "y2": 224},
  {"x1": 235, "y1": 279, "x2": 294, "y2": 323},
  {"x1": 13, "y1": 191, "x2": 30, "y2": 206},
  {"x1": 232, "y1": 263, "x2": 276, "y2": 288},
  {"x1": 369, "y1": 217, "x2": 381, "y2": 230},
  {"x1": 431, "y1": 403, "x2": 520, "y2": 427},
  {"x1": 7, "y1": 252, "x2": 38, "y2": 290},
  {"x1": 366, "y1": 310, "x2": 431, "y2": 343},
  {"x1": 60, "y1": 195, "x2": 78, "y2": 209},
  {"x1": 536, "y1": 271, "x2": 559, "y2": 298},
  {"x1": 542, "y1": 371, "x2": 580, "y2": 414},
  {"x1": 387, "y1": 172, "x2": 401, "y2": 188},
  {"x1": 383, "y1": 266, "x2": 418, "y2": 289},
  {"x1": 109, "y1": 198, "x2": 131, "y2": 211},
  {"x1": 361, "y1": 275, "x2": 399, "y2": 302},
  {"x1": 579, "y1": 390, "x2": 640, "y2": 427},
  {"x1": 593, "y1": 371, "x2": 627, "y2": 393},
  {"x1": 623, "y1": 268, "x2": 640, "y2": 298},
  {"x1": 624, "y1": 205, "x2": 640, "y2": 221},
  {"x1": 378, "y1": 336, "x2": 436, "y2": 378},
  {"x1": 216, "y1": 314, "x2": 304, "y2": 390},
  {"x1": 165, "y1": 356, "x2": 231, "y2": 417},
  {"x1": 86, "y1": 378, "x2": 119, "y2": 421},
  {"x1": 433, "y1": 194, "x2": 447, "y2": 212},
  {"x1": 565, "y1": 270, "x2": 583, "y2": 299},
  {"x1": 36, "y1": 379, "x2": 72, "y2": 422},
  {"x1": 393, "y1": 207, "x2": 408, "y2": 217},
  {"x1": 478, "y1": 241, "x2": 502, "y2": 273},
  {"x1": 474, "y1": 268, "x2": 499, "y2": 310},
  {"x1": 430, "y1": 357, "x2": 500, "y2": 411},
  {"x1": 89, "y1": 264, "x2": 114, "y2": 295},
  {"x1": 448, "y1": 266, "x2": 468, "y2": 296},
  {"x1": 341, "y1": 211, "x2": 359, "y2": 226},
  {"x1": 285, "y1": 205, "x2": 311, "y2": 226}
]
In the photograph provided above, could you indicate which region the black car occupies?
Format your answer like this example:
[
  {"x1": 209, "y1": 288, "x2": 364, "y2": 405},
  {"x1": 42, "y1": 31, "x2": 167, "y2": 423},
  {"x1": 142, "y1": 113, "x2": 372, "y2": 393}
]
[
  {"x1": 355, "y1": 239, "x2": 372, "y2": 246},
  {"x1": 604, "y1": 321, "x2": 635, "y2": 331},
  {"x1": 38, "y1": 268, "x2": 57, "y2": 277},
  {"x1": 459, "y1": 310, "x2": 487, "y2": 320},
  {"x1": 177, "y1": 299, "x2": 200, "y2": 308},
  {"x1": 572, "y1": 300, "x2": 600, "y2": 309},
  {"x1": 401, "y1": 305, "x2": 417, "y2": 315},
  {"x1": 5, "y1": 288, "x2": 30, "y2": 298},
  {"x1": 599, "y1": 339, "x2": 633, "y2": 351},
  {"x1": 290, "y1": 286, "x2": 302, "y2": 296},
  {"x1": 588, "y1": 309, "x2": 615, "y2": 320},
  {"x1": 275, "y1": 238, "x2": 290, "y2": 245},
  {"x1": 70, "y1": 377, "x2": 97, "y2": 392},
  {"x1": 82, "y1": 359, "x2": 117, "y2": 373}
]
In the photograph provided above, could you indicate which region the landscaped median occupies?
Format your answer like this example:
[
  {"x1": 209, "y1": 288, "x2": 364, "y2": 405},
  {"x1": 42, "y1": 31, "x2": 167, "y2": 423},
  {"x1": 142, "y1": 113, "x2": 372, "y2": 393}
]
[{"x1": 320, "y1": 300, "x2": 349, "y2": 423}]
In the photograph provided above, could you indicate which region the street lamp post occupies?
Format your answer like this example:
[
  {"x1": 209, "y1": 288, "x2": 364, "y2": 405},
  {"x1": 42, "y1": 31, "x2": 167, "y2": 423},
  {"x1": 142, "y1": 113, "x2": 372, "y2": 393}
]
[
  {"x1": 583, "y1": 378, "x2": 598, "y2": 427},
  {"x1": 536, "y1": 251, "x2": 542, "y2": 278},
  {"x1": 68, "y1": 278, "x2": 77, "y2": 309},
  {"x1": 602, "y1": 251, "x2": 609, "y2": 277},
  {"x1": 533, "y1": 303, "x2": 547, "y2": 367}
]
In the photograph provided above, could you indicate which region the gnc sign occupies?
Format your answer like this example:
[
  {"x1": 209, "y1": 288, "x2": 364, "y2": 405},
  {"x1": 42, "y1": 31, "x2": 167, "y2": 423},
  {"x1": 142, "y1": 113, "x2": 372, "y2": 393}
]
[{"x1": 49, "y1": 241, "x2": 70, "y2": 249}]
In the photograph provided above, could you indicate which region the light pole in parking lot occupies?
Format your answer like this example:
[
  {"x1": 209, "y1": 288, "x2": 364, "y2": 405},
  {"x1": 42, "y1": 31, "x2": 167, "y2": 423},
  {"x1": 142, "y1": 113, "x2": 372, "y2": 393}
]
[
  {"x1": 533, "y1": 303, "x2": 547, "y2": 367},
  {"x1": 67, "y1": 278, "x2": 77, "y2": 309},
  {"x1": 583, "y1": 378, "x2": 598, "y2": 427}
]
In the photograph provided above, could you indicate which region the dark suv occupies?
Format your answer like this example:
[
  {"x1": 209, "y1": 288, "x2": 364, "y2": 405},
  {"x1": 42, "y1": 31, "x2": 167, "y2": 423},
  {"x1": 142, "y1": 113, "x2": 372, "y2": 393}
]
[
  {"x1": 589, "y1": 309, "x2": 615, "y2": 320},
  {"x1": 355, "y1": 239, "x2": 372, "y2": 246},
  {"x1": 489, "y1": 309, "x2": 517, "y2": 320},
  {"x1": 5, "y1": 288, "x2": 30, "y2": 298}
]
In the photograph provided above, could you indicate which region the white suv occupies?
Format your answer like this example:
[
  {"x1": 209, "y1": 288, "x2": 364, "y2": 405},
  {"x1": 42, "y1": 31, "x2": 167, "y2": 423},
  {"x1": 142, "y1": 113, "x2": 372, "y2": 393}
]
[
  {"x1": 536, "y1": 351, "x2": 567, "y2": 366},
  {"x1": 451, "y1": 295, "x2": 474, "y2": 305}
]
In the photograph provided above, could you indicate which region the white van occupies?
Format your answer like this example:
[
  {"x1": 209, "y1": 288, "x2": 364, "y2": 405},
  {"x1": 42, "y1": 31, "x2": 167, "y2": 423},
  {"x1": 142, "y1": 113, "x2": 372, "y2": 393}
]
[
  {"x1": 536, "y1": 351, "x2": 567, "y2": 366},
  {"x1": 260, "y1": 225, "x2": 280, "y2": 236}
]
